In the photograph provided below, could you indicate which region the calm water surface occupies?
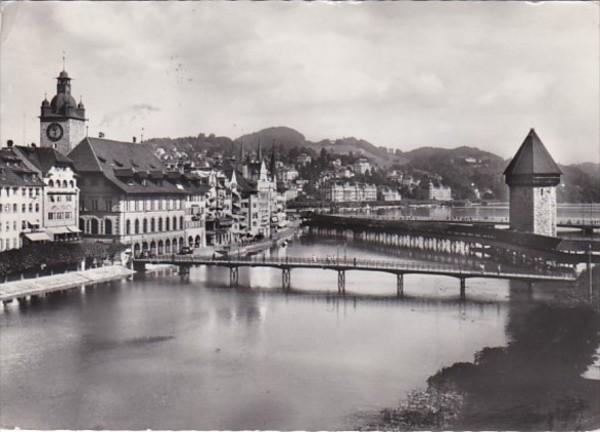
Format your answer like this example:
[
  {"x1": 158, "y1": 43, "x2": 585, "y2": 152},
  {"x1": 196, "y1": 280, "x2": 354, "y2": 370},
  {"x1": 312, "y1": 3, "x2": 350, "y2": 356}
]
[{"x1": 0, "y1": 238, "x2": 597, "y2": 430}]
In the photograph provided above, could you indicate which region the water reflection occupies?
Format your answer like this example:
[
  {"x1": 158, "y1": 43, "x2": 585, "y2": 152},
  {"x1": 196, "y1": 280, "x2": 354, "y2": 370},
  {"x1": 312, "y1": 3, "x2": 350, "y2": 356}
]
[
  {"x1": 374, "y1": 280, "x2": 600, "y2": 430},
  {"x1": 3, "y1": 238, "x2": 594, "y2": 430}
]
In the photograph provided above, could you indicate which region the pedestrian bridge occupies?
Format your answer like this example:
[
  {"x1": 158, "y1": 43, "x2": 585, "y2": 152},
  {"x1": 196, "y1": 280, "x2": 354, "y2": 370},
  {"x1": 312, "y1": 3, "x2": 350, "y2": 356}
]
[{"x1": 134, "y1": 254, "x2": 577, "y2": 299}]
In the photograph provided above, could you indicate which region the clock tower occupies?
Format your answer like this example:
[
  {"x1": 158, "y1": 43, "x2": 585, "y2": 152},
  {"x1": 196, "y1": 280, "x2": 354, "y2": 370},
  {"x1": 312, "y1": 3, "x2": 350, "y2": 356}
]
[{"x1": 40, "y1": 69, "x2": 86, "y2": 155}]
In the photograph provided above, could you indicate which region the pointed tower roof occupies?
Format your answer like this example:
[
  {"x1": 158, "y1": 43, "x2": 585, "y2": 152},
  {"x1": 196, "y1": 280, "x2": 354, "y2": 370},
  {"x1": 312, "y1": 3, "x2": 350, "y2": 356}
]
[{"x1": 504, "y1": 129, "x2": 562, "y2": 177}]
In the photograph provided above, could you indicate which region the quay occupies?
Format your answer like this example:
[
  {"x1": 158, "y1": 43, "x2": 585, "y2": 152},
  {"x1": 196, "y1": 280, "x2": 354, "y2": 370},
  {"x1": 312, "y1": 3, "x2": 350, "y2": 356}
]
[
  {"x1": 134, "y1": 254, "x2": 577, "y2": 299},
  {"x1": 0, "y1": 265, "x2": 134, "y2": 305}
]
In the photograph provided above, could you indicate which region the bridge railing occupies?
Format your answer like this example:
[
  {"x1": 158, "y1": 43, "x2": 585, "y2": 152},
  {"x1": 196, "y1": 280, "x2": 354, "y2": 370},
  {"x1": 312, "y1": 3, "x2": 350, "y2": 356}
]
[{"x1": 143, "y1": 254, "x2": 576, "y2": 280}]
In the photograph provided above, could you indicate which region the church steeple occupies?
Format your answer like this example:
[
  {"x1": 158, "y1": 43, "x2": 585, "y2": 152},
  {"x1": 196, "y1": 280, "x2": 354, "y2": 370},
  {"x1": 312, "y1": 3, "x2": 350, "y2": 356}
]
[
  {"x1": 257, "y1": 139, "x2": 263, "y2": 162},
  {"x1": 269, "y1": 144, "x2": 277, "y2": 180}
]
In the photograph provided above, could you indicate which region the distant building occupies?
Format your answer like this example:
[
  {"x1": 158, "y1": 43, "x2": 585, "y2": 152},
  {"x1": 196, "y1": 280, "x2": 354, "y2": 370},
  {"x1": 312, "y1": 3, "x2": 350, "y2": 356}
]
[
  {"x1": 296, "y1": 153, "x2": 312, "y2": 167},
  {"x1": 353, "y1": 158, "x2": 371, "y2": 175},
  {"x1": 277, "y1": 167, "x2": 299, "y2": 183},
  {"x1": 428, "y1": 182, "x2": 452, "y2": 201},
  {"x1": 378, "y1": 186, "x2": 402, "y2": 202},
  {"x1": 323, "y1": 181, "x2": 377, "y2": 203},
  {"x1": 504, "y1": 128, "x2": 561, "y2": 237}
]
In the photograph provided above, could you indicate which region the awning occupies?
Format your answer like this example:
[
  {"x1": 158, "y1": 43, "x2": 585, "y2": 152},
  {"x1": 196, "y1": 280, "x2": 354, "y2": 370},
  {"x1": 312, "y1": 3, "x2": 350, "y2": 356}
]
[
  {"x1": 67, "y1": 227, "x2": 81, "y2": 233},
  {"x1": 23, "y1": 232, "x2": 52, "y2": 242},
  {"x1": 47, "y1": 226, "x2": 72, "y2": 235}
]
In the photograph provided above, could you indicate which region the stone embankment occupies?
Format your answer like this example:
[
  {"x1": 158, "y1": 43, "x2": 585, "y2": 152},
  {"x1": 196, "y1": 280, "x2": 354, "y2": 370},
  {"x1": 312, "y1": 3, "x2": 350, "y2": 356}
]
[{"x1": 0, "y1": 265, "x2": 134, "y2": 304}]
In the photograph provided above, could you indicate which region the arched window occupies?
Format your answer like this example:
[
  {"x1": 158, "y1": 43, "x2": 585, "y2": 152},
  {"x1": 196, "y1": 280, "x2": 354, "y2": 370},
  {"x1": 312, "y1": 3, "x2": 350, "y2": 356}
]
[
  {"x1": 79, "y1": 218, "x2": 85, "y2": 233},
  {"x1": 63, "y1": 180, "x2": 69, "y2": 188},
  {"x1": 69, "y1": 180, "x2": 75, "y2": 188},
  {"x1": 105, "y1": 218, "x2": 113, "y2": 235},
  {"x1": 172, "y1": 216, "x2": 177, "y2": 231},
  {"x1": 151, "y1": 218, "x2": 155, "y2": 232},
  {"x1": 143, "y1": 218, "x2": 148, "y2": 233},
  {"x1": 158, "y1": 217, "x2": 163, "y2": 231},
  {"x1": 134, "y1": 219, "x2": 140, "y2": 234},
  {"x1": 180, "y1": 216, "x2": 184, "y2": 229},
  {"x1": 165, "y1": 218, "x2": 170, "y2": 231},
  {"x1": 126, "y1": 219, "x2": 131, "y2": 235},
  {"x1": 48, "y1": 180, "x2": 54, "y2": 187}
]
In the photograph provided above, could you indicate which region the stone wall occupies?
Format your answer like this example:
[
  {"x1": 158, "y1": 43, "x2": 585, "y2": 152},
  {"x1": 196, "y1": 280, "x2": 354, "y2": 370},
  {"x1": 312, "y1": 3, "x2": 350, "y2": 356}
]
[{"x1": 509, "y1": 185, "x2": 556, "y2": 237}]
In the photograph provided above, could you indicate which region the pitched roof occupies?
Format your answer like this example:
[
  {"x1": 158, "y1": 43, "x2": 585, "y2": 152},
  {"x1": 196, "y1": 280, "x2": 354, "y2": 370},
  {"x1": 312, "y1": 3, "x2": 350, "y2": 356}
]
[
  {"x1": 504, "y1": 129, "x2": 562, "y2": 177},
  {"x1": 13, "y1": 146, "x2": 73, "y2": 175},
  {"x1": 68, "y1": 137, "x2": 205, "y2": 195},
  {"x1": 0, "y1": 148, "x2": 44, "y2": 187}
]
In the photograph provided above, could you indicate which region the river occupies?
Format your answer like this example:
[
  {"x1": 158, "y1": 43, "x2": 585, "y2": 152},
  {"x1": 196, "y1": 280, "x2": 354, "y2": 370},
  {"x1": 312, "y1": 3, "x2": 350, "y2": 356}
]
[{"x1": 1, "y1": 236, "x2": 599, "y2": 430}]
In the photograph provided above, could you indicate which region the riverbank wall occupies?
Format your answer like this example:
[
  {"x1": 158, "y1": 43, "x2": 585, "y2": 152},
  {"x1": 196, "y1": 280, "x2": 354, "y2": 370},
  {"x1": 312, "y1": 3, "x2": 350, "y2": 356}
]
[{"x1": 0, "y1": 265, "x2": 134, "y2": 304}]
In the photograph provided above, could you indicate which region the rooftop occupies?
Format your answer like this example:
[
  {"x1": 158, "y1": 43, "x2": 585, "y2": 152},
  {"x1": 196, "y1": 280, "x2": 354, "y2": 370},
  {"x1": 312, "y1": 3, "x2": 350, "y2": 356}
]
[{"x1": 504, "y1": 129, "x2": 562, "y2": 177}]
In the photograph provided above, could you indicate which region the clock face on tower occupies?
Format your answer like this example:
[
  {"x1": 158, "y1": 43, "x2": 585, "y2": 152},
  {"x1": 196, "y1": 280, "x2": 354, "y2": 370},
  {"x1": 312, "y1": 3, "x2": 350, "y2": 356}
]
[{"x1": 46, "y1": 123, "x2": 64, "y2": 141}]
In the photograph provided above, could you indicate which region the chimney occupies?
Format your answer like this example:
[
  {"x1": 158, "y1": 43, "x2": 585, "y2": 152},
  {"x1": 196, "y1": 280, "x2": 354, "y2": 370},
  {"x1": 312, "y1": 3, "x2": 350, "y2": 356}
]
[
  {"x1": 132, "y1": 136, "x2": 137, "y2": 143},
  {"x1": 99, "y1": 132, "x2": 105, "y2": 138},
  {"x1": 7, "y1": 139, "x2": 13, "y2": 147}
]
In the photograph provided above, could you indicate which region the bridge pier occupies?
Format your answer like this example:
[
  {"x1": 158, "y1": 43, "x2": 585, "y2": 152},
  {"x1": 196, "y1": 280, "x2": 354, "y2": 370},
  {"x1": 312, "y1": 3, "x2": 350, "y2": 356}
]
[
  {"x1": 229, "y1": 266, "x2": 239, "y2": 287},
  {"x1": 282, "y1": 268, "x2": 291, "y2": 290},
  {"x1": 396, "y1": 273, "x2": 404, "y2": 298},
  {"x1": 459, "y1": 277, "x2": 466, "y2": 300},
  {"x1": 337, "y1": 270, "x2": 346, "y2": 294}
]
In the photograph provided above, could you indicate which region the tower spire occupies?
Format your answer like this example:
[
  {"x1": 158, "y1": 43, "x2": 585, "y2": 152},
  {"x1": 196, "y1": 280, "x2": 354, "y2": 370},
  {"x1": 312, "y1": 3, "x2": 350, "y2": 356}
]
[
  {"x1": 270, "y1": 143, "x2": 277, "y2": 180},
  {"x1": 62, "y1": 50, "x2": 66, "y2": 71},
  {"x1": 258, "y1": 139, "x2": 262, "y2": 161}
]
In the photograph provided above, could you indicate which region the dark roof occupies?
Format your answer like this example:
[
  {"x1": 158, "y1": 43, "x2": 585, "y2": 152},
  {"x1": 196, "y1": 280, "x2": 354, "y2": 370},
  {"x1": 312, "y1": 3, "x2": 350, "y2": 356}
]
[
  {"x1": 504, "y1": 129, "x2": 562, "y2": 177},
  {"x1": 13, "y1": 146, "x2": 74, "y2": 175},
  {"x1": 0, "y1": 148, "x2": 44, "y2": 188},
  {"x1": 68, "y1": 137, "x2": 205, "y2": 195}
]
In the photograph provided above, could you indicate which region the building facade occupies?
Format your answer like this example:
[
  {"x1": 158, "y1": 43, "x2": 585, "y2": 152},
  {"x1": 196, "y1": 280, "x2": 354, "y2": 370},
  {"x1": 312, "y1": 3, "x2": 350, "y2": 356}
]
[
  {"x1": 504, "y1": 129, "x2": 561, "y2": 237},
  {"x1": 68, "y1": 137, "x2": 207, "y2": 256},
  {"x1": 12, "y1": 145, "x2": 80, "y2": 242},
  {"x1": 323, "y1": 181, "x2": 377, "y2": 203},
  {"x1": 428, "y1": 183, "x2": 452, "y2": 201},
  {"x1": 0, "y1": 144, "x2": 46, "y2": 251}
]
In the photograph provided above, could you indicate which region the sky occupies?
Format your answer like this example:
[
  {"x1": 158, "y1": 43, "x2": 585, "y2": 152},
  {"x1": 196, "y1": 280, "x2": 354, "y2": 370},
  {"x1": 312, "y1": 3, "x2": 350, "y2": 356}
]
[{"x1": 0, "y1": 1, "x2": 598, "y2": 164}]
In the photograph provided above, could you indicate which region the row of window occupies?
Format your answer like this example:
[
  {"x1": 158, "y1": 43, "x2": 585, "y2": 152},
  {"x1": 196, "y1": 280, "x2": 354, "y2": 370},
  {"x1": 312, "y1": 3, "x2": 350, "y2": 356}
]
[
  {"x1": 1, "y1": 221, "x2": 19, "y2": 232},
  {"x1": 47, "y1": 179, "x2": 76, "y2": 188},
  {"x1": 0, "y1": 237, "x2": 20, "y2": 251},
  {"x1": 125, "y1": 216, "x2": 185, "y2": 235},
  {"x1": 0, "y1": 203, "x2": 40, "y2": 213},
  {"x1": 1, "y1": 187, "x2": 41, "y2": 198},
  {"x1": 126, "y1": 198, "x2": 184, "y2": 212},
  {"x1": 49, "y1": 194, "x2": 73, "y2": 202},
  {"x1": 48, "y1": 212, "x2": 72, "y2": 220}
]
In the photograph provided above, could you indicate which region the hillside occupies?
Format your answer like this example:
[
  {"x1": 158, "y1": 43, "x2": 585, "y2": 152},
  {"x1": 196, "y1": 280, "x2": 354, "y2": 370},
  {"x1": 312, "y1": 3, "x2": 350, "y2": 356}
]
[
  {"x1": 143, "y1": 126, "x2": 598, "y2": 203},
  {"x1": 236, "y1": 127, "x2": 406, "y2": 167}
]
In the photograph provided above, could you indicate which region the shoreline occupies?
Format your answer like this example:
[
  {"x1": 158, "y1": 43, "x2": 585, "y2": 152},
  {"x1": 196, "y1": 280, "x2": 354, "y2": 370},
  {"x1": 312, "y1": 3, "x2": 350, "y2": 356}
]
[{"x1": 0, "y1": 264, "x2": 135, "y2": 304}]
